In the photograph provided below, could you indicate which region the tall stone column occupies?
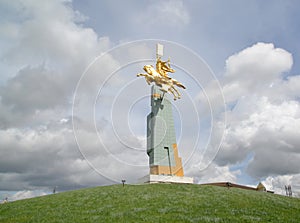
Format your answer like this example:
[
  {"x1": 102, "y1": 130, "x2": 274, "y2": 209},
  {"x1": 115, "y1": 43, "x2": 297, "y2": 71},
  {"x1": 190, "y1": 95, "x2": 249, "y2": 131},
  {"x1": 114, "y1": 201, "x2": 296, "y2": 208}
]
[{"x1": 147, "y1": 85, "x2": 184, "y2": 176}]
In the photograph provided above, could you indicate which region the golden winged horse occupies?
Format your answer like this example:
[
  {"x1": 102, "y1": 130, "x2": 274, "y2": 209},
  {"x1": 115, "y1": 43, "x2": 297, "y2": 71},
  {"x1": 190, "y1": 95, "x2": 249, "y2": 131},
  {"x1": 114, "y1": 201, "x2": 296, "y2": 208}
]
[{"x1": 137, "y1": 62, "x2": 186, "y2": 100}]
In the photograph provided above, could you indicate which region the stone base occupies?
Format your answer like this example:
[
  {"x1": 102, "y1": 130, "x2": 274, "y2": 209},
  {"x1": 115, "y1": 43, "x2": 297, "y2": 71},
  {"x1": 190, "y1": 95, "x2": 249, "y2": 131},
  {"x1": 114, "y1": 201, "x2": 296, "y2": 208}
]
[{"x1": 139, "y1": 174, "x2": 194, "y2": 184}]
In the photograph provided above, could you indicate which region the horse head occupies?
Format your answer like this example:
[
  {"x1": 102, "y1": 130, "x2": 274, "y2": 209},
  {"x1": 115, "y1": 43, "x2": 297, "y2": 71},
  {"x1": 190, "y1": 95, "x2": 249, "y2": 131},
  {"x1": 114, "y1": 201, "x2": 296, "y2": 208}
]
[{"x1": 143, "y1": 65, "x2": 154, "y2": 74}]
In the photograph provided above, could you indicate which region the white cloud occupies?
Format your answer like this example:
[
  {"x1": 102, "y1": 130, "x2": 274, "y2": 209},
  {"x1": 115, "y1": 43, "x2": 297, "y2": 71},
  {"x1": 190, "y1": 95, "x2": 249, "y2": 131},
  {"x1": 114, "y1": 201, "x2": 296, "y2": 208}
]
[
  {"x1": 0, "y1": 127, "x2": 93, "y2": 190},
  {"x1": 0, "y1": 0, "x2": 118, "y2": 193},
  {"x1": 217, "y1": 43, "x2": 299, "y2": 176},
  {"x1": 1, "y1": 0, "x2": 111, "y2": 79},
  {"x1": 225, "y1": 42, "x2": 292, "y2": 80},
  {"x1": 224, "y1": 42, "x2": 293, "y2": 102},
  {"x1": 195, "y1": 42, "x2": 300, "y2": 195},
  {"x1": 263, "y1": 174, "x2": 300, "y2": 197},
  {"x1": 195, "y1": 43, "x2": 293, "y2": 117},
  {"x1": 188, "y1": 162, "x2": 240, "y2": 184},
  {"x1": 10, "y1": 190, "x2": 48, "y2": 201},
  {"x1": 0, "y1": 0, "x2": 113, "y2": 128},
  {"x1": 137, "y1": 0, "x2": 190, "y2": 28},
  {"x1": 218, "y1": 97, "x2": 300, "y2": 176}
]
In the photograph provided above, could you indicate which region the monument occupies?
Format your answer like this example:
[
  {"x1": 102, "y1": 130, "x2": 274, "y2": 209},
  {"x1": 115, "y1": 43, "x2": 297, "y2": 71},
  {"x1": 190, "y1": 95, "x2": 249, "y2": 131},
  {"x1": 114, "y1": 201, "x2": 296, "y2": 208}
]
[{"x1": 138, "y1": 44, "x2": 194, "y2": 184}]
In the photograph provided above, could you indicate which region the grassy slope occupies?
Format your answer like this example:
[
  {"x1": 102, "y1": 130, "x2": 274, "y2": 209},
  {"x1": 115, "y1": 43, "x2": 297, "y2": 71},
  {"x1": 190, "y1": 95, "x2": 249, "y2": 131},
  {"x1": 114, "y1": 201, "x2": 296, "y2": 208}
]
[{"x1": 0, "y1": 184, "x2": 299, "y2": 223}]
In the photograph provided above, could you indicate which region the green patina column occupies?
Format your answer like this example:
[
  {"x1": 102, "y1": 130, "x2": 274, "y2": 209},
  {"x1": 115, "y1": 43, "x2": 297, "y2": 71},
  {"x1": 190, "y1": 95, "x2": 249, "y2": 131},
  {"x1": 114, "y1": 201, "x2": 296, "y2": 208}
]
[{"x1": 147, "y1": 85, "x2": 184, "y2": 176}]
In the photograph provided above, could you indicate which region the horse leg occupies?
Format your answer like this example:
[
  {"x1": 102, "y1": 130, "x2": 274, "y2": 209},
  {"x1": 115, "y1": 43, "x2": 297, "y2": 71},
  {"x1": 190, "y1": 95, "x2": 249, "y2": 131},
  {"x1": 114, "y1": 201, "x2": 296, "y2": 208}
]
[
  {"x1": 137, "y1": 73, "x2": 152, "y2": 85},
  {"x1": 146, "y1": 77, "x2": 152, "y2": 85},
  {"x1": 168, "y1": 87, "x2": 178, "y2": 100},
  {"x1": 172, "y1": 86, "x2": 181, "y2": 99}
]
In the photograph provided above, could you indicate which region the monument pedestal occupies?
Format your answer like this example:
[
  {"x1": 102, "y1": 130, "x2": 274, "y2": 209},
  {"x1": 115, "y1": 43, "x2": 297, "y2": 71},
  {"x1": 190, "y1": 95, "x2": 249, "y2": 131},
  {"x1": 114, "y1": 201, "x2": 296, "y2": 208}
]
[
  {"x1": 147, "y1": 86, "x2": 185, "y2": 176},
  {"x1": 139, "y1": 174, "x2": 194, "y2": 184}
]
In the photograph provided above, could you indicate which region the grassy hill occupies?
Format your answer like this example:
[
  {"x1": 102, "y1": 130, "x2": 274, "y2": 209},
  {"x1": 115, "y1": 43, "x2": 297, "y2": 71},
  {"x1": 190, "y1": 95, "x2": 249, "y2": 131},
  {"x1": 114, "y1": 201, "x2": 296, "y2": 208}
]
[{"x1": 0, "y1": 184, "x2": 299, "y2": 222}]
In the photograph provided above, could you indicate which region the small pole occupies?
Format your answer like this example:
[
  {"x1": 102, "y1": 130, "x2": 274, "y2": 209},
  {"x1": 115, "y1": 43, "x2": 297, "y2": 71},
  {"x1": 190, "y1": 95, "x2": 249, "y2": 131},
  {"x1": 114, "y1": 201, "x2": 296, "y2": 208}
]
[
  {"x1": 164, "y1": 147, "x2": 172, "y2": 175},
  {"x1": 288, "y1": 185, "x2": 292, "y2": 197},
  {"x1": 156, "y1": 43, "x2": 164, "y2": 59}
]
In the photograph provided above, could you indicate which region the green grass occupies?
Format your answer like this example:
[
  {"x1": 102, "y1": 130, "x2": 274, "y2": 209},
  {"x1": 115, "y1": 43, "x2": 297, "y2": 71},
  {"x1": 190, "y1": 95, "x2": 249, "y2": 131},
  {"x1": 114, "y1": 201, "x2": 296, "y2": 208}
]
[{"x1": 0, "y1": 184, "x2": 299, "y2": 222}]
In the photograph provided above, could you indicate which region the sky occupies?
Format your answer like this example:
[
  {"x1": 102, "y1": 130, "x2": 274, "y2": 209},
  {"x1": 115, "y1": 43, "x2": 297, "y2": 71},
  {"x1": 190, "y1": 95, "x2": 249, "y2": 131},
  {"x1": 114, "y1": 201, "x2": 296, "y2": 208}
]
[{"x1": 1, "y1": 0, "x2": 300, "y2": 201}]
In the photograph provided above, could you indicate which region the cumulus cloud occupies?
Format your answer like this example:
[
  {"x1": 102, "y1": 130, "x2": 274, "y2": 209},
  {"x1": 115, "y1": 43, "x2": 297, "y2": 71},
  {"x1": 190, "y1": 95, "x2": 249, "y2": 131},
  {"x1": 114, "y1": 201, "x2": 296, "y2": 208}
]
[
  {"x1": 218, "y1": 97, "x2": 300, "y2": 174},
  {"x1": 225, "y1": 43, "x2": 292, "y2": 80},
  {"x1": 1, "y1": 66, "x2": 65, "y2": 111},
  {"x1": 198, "y1": 42, "x2": 300, "y2": 195},
  {"x1": 137, "y1": 0, "x2": 190, "y2": 28},
  {"x1": 1, "y1": 0, "x2": 108, "y2": 69},
  {"x1": 0, "y1": 0, "x2": 116, "y2": 194},
  {"x1": 0, "y1": 126, "x2": 93, "y2": 191},
  {"x1": 198, "y1": 43, "x2": 293, "y2": 109},
  {"x1": 10, "y1": 190, "x2": 48, "y2": 201},
  {"x1": 189, "y1": 162, "x2": 240, "y2": 184},
  {"x1": 263, "y1": 174, "x2": 300, "y2": 197},
  {"x1": 0, "y1": 0, "x2": 112, "y2": 127},
  {"x1": 223, "y1": 42, "x2": 293, "y2": 102}
]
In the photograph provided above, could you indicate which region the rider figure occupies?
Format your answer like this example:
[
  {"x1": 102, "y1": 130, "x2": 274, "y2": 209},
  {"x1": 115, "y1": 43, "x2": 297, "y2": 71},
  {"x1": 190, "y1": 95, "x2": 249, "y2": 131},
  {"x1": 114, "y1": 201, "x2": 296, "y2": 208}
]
[{"x1": 156, "y1": 57, "x2": 175, "y2": 79}]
